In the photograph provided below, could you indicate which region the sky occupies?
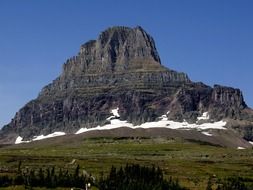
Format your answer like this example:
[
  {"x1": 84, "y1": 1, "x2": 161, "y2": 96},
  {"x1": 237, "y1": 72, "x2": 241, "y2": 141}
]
[{"x1": 0, "y1": 0, "x2": 253, "y2": 128}]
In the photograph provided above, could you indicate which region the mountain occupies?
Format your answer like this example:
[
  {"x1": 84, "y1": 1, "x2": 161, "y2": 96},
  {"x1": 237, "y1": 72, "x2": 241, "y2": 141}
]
[{"x1": 1, "y1": 26, "x2": 253, "y2": 146}]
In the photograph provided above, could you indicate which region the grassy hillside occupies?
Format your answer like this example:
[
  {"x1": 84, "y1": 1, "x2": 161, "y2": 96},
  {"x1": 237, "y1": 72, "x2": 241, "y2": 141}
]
[{"x1": 0, "y1": 137, "x2": 253, "y2": 189}]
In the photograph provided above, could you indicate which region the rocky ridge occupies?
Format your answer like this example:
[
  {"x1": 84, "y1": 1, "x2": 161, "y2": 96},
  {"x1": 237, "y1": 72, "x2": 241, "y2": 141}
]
[{"x1": 1, "y1": 26, "x2": 253, "y2": 144}]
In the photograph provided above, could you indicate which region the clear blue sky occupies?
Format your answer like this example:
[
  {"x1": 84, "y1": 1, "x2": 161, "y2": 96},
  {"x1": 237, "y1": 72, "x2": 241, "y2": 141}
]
[{"x1": 0, "y1": 0, "x2": 253, "y2": 128}]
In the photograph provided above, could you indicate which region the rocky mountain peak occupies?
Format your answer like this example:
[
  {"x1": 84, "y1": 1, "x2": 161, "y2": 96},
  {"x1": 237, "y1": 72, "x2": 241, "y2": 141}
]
[
  {"x1": 62, "y1": 26, "x2": 161, "y2": 78},
  {"x1": 96, "y1": 26, "x2": 161, "y2": 64}
]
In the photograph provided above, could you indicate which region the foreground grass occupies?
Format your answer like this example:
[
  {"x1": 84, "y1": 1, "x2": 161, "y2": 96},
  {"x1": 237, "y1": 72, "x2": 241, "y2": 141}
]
[{"x1": 0, "y1": 137, "x2": 253, "y2": 190}]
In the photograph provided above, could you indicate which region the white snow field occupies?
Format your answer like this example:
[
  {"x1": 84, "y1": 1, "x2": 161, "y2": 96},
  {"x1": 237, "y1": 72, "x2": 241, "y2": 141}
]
[
  {"x1": 15, "y1": 132, "x2": 66, "y2": 144},
  {"x1": 32, "y1": 132, "x2": 66, "y2": 141},
  {"x1": 76, "y1": 108, "x2": 227, "y2": 134}
]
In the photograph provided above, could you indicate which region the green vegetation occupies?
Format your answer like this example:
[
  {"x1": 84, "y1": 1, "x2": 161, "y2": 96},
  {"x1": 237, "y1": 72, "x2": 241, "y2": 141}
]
[
  {"x1": 0, "y1": 137, "x2": 253, "y2": 189},
  {"x1": 0, "y1": 164, "x2": 186, "y2": 190},
  {"x1": 98, "y1": 164, "x2": 186, "y2": 190},
  {"x1": 0, "y1": 164, "x2": 93, "y2": 189}
]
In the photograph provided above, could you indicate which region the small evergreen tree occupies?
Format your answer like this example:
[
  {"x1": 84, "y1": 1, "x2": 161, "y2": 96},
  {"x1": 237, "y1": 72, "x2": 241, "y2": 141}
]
[{"x1": 206, "y1": 177, "x2": 212, "y2": 190}]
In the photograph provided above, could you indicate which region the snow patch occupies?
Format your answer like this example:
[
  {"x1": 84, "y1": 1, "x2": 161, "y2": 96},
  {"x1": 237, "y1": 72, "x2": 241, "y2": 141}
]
[
  {"x1": 15, "y1": 136, "x2": 30, "y2": 144},
  {"x1": 106, "y1": 108, "x2": 120, "y2": 121},
  {"x1": 15, "y1": 132, "x2": 66, "y2": 144},
  {"x1": 196, "y1": 121, "x2": 226, "y2": 130},
  {"x1": 106, "y1": 116, "x2": 115, "y2": 121},
  {"x1": 201, "y1": 131, "x2": 213, "y2": 136},
  {"x1": 15, "y1": 136, "x2": 23, "y2": 144},
  {"x1": 76, "y1": 120, "x2": 133, "y2": 135},
  {"x1": 75, "y1": 128, "x2": 89, "y2": 134},
  {"x1": 159, "y1": 115, "x2": 168, "y2": 121},
  {"x1": 237, "y1": 147, "x2": 245, "y2": 150},
  {"x1": 111, "y1": 108, "x2": 120, "y2": 117},
  {"x1": 33, "y1": 132, "x2": 66, "y2": 141},
  {"x1": 197, "y1": 112, "x2": 210, "y2": 121}
]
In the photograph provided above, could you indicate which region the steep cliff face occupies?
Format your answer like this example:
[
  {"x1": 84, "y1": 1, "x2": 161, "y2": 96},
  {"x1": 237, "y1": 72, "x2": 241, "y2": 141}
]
[
  {"x1": 62, "y1": 26, "x2": 161, "y2": 77},
  {"x1": 40, "y1": 26, "x2": 189, "y2": 96},
  {"x1": 1, "y1": 26, "x2": 252, "y2": 144},
  {"x1": 208, "y1": 85, "x2": 247, "y2": 120}
]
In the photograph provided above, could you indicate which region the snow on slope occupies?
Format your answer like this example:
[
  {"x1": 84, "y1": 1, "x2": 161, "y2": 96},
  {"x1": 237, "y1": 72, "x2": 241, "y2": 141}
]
[
  {"x1": 15, "y1": 132, "x2": 66, "y2": 144},
  {"x1": 75, "y1": 108, "x2": 226, "y2": 134},
  {"x1": 33, "y1": 132, "x2": 66, "y2": 141},
  {"x1": 111, "y1": 108, "x2": 120, "y2": 117},
  {"x1": 15, "y1": 108, "x2": 227, "y2": 144},
  {"x1": 197, "y1": 112, "x2": 210, "y2": 121},
  {"x1": 201, "y1": 132, "x2": 213, "y2": 136},
  {"x1": 15, "y1": 136, "x2": 23, "y2": 144},
  {"x1": 15, "y1": 136, "x2": 30, "y2": 144}
]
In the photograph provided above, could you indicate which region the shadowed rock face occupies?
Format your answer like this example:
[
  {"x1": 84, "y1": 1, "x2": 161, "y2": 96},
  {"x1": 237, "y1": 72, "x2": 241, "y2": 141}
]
[{"x1": 1, "y1": 26, "x2": 252, "y2": 144}]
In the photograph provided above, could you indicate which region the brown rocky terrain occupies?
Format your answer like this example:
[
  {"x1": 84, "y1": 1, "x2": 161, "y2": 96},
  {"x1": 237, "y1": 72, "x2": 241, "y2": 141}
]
[{"x1": 1, "y1": 26, "x2": 253, "y2": 145}]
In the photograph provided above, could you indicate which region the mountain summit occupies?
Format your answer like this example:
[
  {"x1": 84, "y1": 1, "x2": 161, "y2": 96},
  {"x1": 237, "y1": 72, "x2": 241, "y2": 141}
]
[
  {"x1": 1, "y1": 26, "x2": 253, "y2": 146},
  {"x1": 63, "y1": 26, "x2": 161, "y2": 76}
]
